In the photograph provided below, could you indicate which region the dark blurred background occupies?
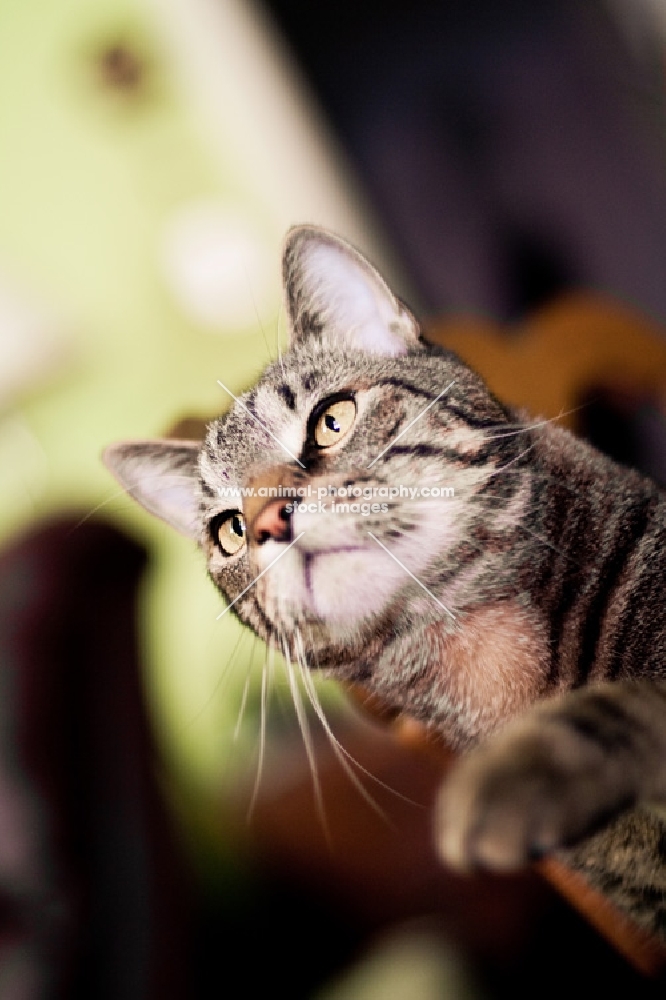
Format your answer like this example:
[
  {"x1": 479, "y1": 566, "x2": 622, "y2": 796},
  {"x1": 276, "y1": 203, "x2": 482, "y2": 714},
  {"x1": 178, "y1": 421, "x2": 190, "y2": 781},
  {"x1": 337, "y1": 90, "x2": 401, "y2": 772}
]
[{"x1": 266, "y1": 0, "x2": 666, "y2": 323}]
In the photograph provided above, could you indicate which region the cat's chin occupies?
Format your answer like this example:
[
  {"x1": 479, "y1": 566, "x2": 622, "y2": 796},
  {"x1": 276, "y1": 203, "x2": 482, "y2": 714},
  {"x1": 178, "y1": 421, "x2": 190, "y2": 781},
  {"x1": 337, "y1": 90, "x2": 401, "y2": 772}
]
[
  {"x1": 257, "y1": 532, "x2": 425, "y2": 631},
  {"x1": 298, "y1": 545, "x2": 407, "y2": 626}
]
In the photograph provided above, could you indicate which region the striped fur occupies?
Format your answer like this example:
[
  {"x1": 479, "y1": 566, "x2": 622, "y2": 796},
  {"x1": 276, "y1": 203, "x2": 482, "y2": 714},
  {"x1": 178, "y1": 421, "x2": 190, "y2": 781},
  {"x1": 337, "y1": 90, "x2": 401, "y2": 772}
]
[{"x1": 105, "y1": 227, "x2": 666, "y2": 935}]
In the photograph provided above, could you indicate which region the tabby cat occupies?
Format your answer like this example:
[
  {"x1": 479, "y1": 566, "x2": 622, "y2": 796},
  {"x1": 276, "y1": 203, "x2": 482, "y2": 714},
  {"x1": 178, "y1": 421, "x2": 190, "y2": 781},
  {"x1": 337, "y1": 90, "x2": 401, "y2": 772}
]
[{"x1": 105, "y1": 227, "x2": 666, "y2": 908}]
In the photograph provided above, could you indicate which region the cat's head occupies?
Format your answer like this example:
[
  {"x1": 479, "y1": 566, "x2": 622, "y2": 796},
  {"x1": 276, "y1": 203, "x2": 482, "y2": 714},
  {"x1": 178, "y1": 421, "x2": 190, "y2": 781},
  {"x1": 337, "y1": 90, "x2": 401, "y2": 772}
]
[{"x1": 104, "y1": 227, "x2": 520, "y2": 670}]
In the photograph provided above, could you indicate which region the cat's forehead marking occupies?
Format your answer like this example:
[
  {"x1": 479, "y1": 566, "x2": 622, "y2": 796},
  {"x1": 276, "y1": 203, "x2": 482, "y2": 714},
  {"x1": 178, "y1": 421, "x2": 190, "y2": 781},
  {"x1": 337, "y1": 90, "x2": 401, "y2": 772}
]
[
  {"x1": 251, "y1": 380, "x2": 305, "y2": 458},
  {"x1": 276, "y1": 383, "x2": 296, "y2": 411}
]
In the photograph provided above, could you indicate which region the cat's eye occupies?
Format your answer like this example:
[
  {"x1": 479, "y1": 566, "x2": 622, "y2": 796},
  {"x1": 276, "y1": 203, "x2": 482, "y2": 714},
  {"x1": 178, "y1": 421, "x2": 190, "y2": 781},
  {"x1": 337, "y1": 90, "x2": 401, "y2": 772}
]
[
  {"x1": 212, "y1": 510, "x2": 246, "y2": 556},
  {"x1": 313, "y1": 398, "x2": 356, "y2": 448}
]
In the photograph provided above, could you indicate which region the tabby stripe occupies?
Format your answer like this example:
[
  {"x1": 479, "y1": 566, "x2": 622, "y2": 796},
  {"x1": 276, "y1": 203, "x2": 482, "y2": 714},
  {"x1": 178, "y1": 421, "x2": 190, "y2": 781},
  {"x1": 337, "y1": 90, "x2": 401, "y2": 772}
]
[
  {"x1": 605, "y1": 518, "x2": 664, "y2": 679},
  {"x1": 385, "y1": 443, "x2": 456, "y2": 460},
  {"x1": 377, "y1": 380, "x2": 494, "y2": 432},
  {"x1": 562, "y1": 693, "x2": 636, "y2": 754},
  {"x1": 244, "y1": 395, "x2": 258, "y2": 419},
  {"x1": 374, "y1": 377, "x2": 437, "y2": 400},
  {"x1": 250, "y1": 595, "x2": 275, "y2": 638},
  {"x1": 383, "y1": 442, "x2": 515, "y2": 473},
  {"x1": 466, "y1": 441, "x2": 525, "y2": 472},
  {"x1": 231, "y1": 592, "x2": 273, "y2": 641},
  {"x1": 475, "y1": 475, "x2": 521, "y2": 509},
  {"x1": 432, "y1": 542, "x2": 483, "y2": 585},
  {"x1": 276, "y1": 384, "x2": 297, "y2": 410},
  {"x1": 383, "y1": 415, "x2": 407, "y2": 443},
  {"x1": 539, "y1": 492, "x2": 654, "y2": 687},
  {"x1": 443, "y1": 404, "x2": 504, "y2": 430},
  {"x1": 578, "y1": 497, "x2": 654, "y2": 683},
  {"x1": 530, "y1": 476, "x2": 583, "y2": 686}
]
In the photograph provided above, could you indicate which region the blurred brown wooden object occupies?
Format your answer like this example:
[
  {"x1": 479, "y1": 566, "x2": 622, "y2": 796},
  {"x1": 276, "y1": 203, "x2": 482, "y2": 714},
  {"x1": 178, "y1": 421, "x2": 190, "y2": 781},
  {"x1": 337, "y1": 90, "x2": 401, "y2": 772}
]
[
  {"x1": 237, "y1": 702, "x2": 665, "y2": 992},
  {"x1": 427, "y1": 292, "x2": 666, "y2": 426}
]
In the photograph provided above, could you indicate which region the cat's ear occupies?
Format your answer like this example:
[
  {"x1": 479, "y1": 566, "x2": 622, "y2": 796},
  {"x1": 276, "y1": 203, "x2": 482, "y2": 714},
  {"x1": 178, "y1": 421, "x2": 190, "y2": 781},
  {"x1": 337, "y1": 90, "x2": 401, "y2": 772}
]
[
  {"x1": 103, "y1": 439, "x2": 202, "y2": 539},
  {"x1": 283, "y1": 226, "x2": 420, "y2": 356}
]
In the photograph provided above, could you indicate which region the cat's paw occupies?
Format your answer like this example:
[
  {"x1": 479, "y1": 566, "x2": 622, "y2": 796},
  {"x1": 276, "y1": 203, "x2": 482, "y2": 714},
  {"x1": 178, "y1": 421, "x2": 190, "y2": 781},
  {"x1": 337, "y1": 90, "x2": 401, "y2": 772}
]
[{"x1": 434, "y1": 706, "x2": 635, "y2": 872}]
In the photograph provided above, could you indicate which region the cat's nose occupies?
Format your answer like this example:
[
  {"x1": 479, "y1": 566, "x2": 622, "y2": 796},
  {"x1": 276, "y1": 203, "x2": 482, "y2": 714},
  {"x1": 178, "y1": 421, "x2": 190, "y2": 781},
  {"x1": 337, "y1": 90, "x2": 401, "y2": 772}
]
[{"x1": 250, "y1": 498, "x2": 292, "y2": 545}]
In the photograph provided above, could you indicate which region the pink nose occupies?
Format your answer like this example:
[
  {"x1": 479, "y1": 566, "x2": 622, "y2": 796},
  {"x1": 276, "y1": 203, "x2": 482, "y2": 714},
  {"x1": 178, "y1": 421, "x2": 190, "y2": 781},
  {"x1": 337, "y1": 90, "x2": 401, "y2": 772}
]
[{"x1": 251, "y1": 498, "x2": 292, "y2": 544}]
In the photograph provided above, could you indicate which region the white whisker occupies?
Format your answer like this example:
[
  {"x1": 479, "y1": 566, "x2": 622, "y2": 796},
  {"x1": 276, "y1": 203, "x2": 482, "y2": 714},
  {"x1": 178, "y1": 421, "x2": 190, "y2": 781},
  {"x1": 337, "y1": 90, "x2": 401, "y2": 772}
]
[
  {"x1": 516, "y1": 520, "x2": 581, "y2": 563},
  {"x1": 483, "y1": 443, "x2": 536, "y2": 481},
  {"x1": 243, "y1": 262, "x2": 274, "y2": 364},
  {"x1": 217, "y1": 380, "x2": 306, "y2": 469},
  {"x1": 186, "y1": 626, "x2": 246, "y2": 730},
  {"x1": 367, "y1": 532, "x2": 456, "y2": 620},
  {"x1": 282, "y1": 635, "x2": 330, "y2": 845},
  {"x1": 247, "y1": 649, "x2": 270, "y2": 821},
  {"x1": 367, "y1": 379, "x2": 456, "y2": 469},
  {"x1": 216, "y1": 532, "x2": 305, "y2": 620},
  {"x1": 478, "y1": 406, "x2": 583, "y2": 443},
  {"x1": 234, "y1": 656, "x2": 254, "y2": 743},
  {"x1": 276, "y1": 302, "x2": 287, "y2": 380},
  {"x1": 294, "y1": 631, "x2": 419, "y2": 818}
]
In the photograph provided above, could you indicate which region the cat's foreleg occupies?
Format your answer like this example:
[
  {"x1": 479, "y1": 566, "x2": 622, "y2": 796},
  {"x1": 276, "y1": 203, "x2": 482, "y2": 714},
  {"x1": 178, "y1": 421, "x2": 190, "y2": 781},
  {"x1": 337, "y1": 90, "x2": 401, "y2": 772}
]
[{"x1": 435, "y1": 680, "x2": 666, "y2": 871}]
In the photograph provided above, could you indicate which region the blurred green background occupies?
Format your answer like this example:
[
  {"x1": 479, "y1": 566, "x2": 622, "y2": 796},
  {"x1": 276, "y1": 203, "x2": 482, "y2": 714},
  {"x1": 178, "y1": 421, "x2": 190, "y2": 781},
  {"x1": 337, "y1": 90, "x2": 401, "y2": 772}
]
[{"x1": 0, "y1": 0, "x2": 379, "y2": 806}]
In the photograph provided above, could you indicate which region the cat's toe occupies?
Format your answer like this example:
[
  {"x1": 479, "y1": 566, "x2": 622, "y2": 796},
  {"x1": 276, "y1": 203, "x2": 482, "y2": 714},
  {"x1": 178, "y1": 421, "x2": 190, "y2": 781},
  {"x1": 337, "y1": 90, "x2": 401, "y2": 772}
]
[
  {"x1": 435, "y1": 757, "x2": 562, "y2": 872},
  {"x1": 434, "y1": 717, "x2": 628, "y2": 872}
]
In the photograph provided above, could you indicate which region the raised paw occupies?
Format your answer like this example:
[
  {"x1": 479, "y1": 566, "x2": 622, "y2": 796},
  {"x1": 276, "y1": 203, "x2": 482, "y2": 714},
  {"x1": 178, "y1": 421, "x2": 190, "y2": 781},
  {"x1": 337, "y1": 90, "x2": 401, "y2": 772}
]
[{"x1": 434, "y1": 704, "x2": 637, "y2": 873}]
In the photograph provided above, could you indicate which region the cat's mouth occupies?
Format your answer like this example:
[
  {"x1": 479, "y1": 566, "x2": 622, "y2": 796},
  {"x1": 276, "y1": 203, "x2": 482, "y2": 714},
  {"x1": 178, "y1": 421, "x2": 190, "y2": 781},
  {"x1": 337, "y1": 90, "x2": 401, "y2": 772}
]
[
  {"x1": 302, "y1": 546, "x2": 366, "y2": 598},
  {"x1": 283, "y1": 537, "x2": 413, "y2": 627}
]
